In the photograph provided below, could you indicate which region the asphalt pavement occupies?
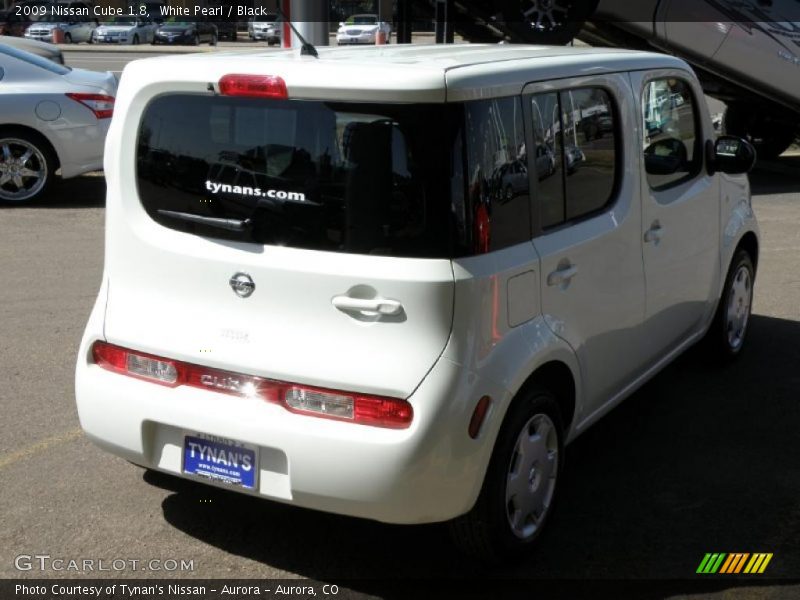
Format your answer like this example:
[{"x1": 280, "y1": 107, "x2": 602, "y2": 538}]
[{"x1": 0, "y1": 46, "x2": 798, "y2": 597}]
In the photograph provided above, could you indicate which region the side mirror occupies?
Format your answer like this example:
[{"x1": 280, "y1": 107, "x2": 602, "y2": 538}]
[
  {"x1": 644, "y1": 138, "x2": 687, "y2": 175},
  {"x1": 339, "y1": 21, "x2": 345, "y2": 27},
  {"x1": 712, "y1": 135, "x2": 756, "y2": 175}
]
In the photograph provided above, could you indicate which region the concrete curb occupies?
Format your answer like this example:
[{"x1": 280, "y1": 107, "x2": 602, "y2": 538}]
[{"x1": 59, "y1": 44, "x2": 217, "y2": 52}]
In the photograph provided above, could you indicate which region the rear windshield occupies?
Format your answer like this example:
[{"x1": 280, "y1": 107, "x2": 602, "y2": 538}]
[{"x1": 137, "y1": 95, "x2": 462, "y2": 258}]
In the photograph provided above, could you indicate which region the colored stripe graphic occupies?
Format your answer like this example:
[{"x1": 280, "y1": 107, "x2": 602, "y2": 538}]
[
  {"x1": 719, "y1": 553, "x2": 749, "y2": 573},
  {"x1": 697, "y1": 553, "x2": 728, "y2": 574},
  {"x1": 699, "y1": 553, "x2": 773, "y2": 574},
  {"x1": 744, "y1": 553, "x2": 774, "y2": 574}
]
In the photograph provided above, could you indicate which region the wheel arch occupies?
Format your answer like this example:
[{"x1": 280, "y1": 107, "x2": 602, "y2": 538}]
[
  {"x1": 736, "y1": 230, "x2": 759, "y2": 273},
  {"x1": 0, "y1": 124, "x2": 61, "y2": 171},
  {"x1": 510, "y1": 360, "x2": 578, "y2": 437}
]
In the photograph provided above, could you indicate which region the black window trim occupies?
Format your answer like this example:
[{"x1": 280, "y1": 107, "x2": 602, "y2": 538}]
[{"x1": 524, "y1": 84, "x2": 624, "y2": 239}]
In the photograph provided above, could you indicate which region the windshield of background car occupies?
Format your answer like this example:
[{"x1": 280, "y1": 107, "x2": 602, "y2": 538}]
[
  {"x1": 110, "y1": 17, "x2": 137, "y2": 24},
  {"x1": 136, "y1": 95, "x2": 465, "y2": 258},
  {"x1": 350, "y1": 16, "x2": 378, "y2": 24},
  {"x1": 0, "y1": 43, "x2": 69, "y2": 75},
  {"x1": 254, "y1": 15, "x2": 277, "y2": 22}
]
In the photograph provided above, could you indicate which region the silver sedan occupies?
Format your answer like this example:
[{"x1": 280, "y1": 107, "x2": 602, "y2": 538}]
[{"x1": 0, "y1": 43, "x2": 116, "y2": 203}]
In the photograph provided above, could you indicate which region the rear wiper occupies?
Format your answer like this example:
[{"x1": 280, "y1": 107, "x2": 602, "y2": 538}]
[{"x1": 158, "y1": 210, "x2": 252, "y2": 232}]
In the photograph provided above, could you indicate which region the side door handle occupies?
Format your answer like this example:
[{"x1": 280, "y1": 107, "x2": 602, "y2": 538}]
[
  {"x1": 547, "y1": 265, "x2": 578, "y2": 287},
  {"x1": 644, "y1": 222, "x2": 664, "y2": 244},
  {"x1": 332, "y1": 295, "x2": 403, "y2": 316}
]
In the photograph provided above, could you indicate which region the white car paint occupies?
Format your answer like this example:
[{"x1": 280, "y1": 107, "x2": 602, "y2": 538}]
[
  {"x1": 75, "y1": 45, "x2": 758, "y2": 539},
  {"x1": 93, "y1": 18, "x2": 157, "y2": 45},
  {"x1": 0, "y1": 44, "x2": 116, "y2": 195},
  {"x1": 336, "y1": 14, "x2": 391, "y2": 45}
]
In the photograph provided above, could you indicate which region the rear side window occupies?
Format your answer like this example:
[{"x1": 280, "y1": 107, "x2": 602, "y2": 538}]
[
  {"x1": 137, "y1": 95, "x2": 460, "y2": 258},
  {"x1": 463, "y1": 97, "x2": 531, "y2": 252},
  {"x1": 529, "y1": 87, "x2": 618, "y2": 229}
]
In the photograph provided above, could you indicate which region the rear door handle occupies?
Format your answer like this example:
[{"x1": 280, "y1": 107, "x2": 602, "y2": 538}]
[
  {"x1": 332, "y1": 296, "x2": 403, "y2": 316},
  {"x1": 644, "y1": 223, "x2": 663, "y2": 244},
  {"x1": 546, "y1": 265, "x2": 578, "y2": 287}
]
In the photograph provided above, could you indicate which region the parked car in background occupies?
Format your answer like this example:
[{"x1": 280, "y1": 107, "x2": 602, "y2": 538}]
[
  {"x1": 248, "y1": 14, "x2": 280, "y2": 45},
  {"x1": 0, "y1": 35, "x2": 64, "y2": 64},
  {"x1": 336, "y1": 14, "x2": 391, "y2": 45},
  {"x1": 0, "y1": 43, "x2": 116, "y2": 203},
  {"x1": 92, "y1": 16, "x2": 157, "y2": 45},
  {"x1": 24, "y1": 10, "x2": 97, "y2": 44},
  {"x1": 153, "y1": 19, "x2": 217, "y2": 46}
]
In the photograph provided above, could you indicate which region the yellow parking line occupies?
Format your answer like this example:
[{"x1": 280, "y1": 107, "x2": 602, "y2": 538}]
[{"x1": 0, "y1": 428, "x2": 83, "y2": 470}]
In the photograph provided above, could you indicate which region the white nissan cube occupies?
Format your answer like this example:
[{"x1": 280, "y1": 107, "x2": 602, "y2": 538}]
[{"x1": 76, "y1": 44, "x2": 760, "y2": 560}]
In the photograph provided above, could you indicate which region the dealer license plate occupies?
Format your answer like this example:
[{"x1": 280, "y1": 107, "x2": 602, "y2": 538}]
[{"x1": 183, "y1": 434, "x2": 257, "y2": 489}]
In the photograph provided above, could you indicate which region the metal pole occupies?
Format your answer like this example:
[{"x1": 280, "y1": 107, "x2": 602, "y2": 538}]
[
  {"x1": 435, "y1": 0, "x2": 445, "y2": 44},
  {"x1": 290, "y1": 0, "x2": 329, "y2": 47},
  {"x1": 445, "y1": 0, "x2": 454, "y2": 43},
  {"x1": 396, "y1": 0, "x2": 411, "y2": 44}
]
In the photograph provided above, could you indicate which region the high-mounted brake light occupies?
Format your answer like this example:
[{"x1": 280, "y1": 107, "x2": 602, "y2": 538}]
[
  {"x1": 90, "y1": 341, "x2": 412, "y2": 429},
  {"x1": 65, "y1": 93, "x2": 115, "y2": 119},
  {"x1": 218, "y1": 74, "x2": 288, "y2": 99}
]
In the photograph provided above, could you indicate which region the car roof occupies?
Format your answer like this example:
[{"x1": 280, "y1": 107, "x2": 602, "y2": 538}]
[{"x1": 123, "y1": 44, "x2": 690, "y2": 103}]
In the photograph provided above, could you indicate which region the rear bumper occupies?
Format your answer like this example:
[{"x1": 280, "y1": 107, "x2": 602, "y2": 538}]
[
  {"x1": 336, "y1": 34, "x2": 377, "y2": 45},
  {"x1": 76, "y1": 330, "x2": 505, "y2": 525},
  {"x1": 48, "y1": 120, "x2": 111, "y2": 179}
]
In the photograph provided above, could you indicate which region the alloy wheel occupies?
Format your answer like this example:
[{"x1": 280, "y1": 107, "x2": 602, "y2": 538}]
[{"x1": 0, "y1": 138, "x2": 48, "y2": 202}]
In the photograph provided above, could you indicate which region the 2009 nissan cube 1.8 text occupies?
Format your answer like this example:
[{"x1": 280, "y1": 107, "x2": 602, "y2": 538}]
[{"x1": 75, "y1": 44, "x2": 759, "y2": 561}]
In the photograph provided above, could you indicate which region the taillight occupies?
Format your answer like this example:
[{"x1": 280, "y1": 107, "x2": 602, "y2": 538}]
[
  {"x1": 90, "y1": 341, "x2": 412, "y2": 429},
  {"x1": 218, "y1": 74, "x2": 288, "y2": 99},
  {"x1": 66, "y1": 93, "x2": 115, "y2": 119}
]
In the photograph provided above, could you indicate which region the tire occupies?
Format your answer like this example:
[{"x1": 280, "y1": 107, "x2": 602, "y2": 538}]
[
  {"x1": 449, "y1": 387, "x2": 564, "y2": 562},
  {"x1": 64, "y1": 32, "x2": 72, "y2": 44},
  {"x1": 498, "y1": 0, "x2": 598, "y2": 45},
  {"x1": 724, "y1": 103, "x2": 796, "y2": 160},
  {"x1": 210, "y1": 33, "x2": 218, "y2": 46},
  {"x1": 193, "y1": 33, "x2": 200, "y2": 46},
  {"x1": 705, "y1": 249, "x2": 755, "y2": 361},
  {"x1": 132, "y1": 34, "x2": 139, "y2": 45},
  {"x1": 0, "y1": 128, "x2": 57, "y2": 204}
]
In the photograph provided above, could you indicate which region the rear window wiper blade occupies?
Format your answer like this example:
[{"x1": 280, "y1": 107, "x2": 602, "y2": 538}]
[{"x1": 157, "y1": 210, "x2": 252, "y2": 232}]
